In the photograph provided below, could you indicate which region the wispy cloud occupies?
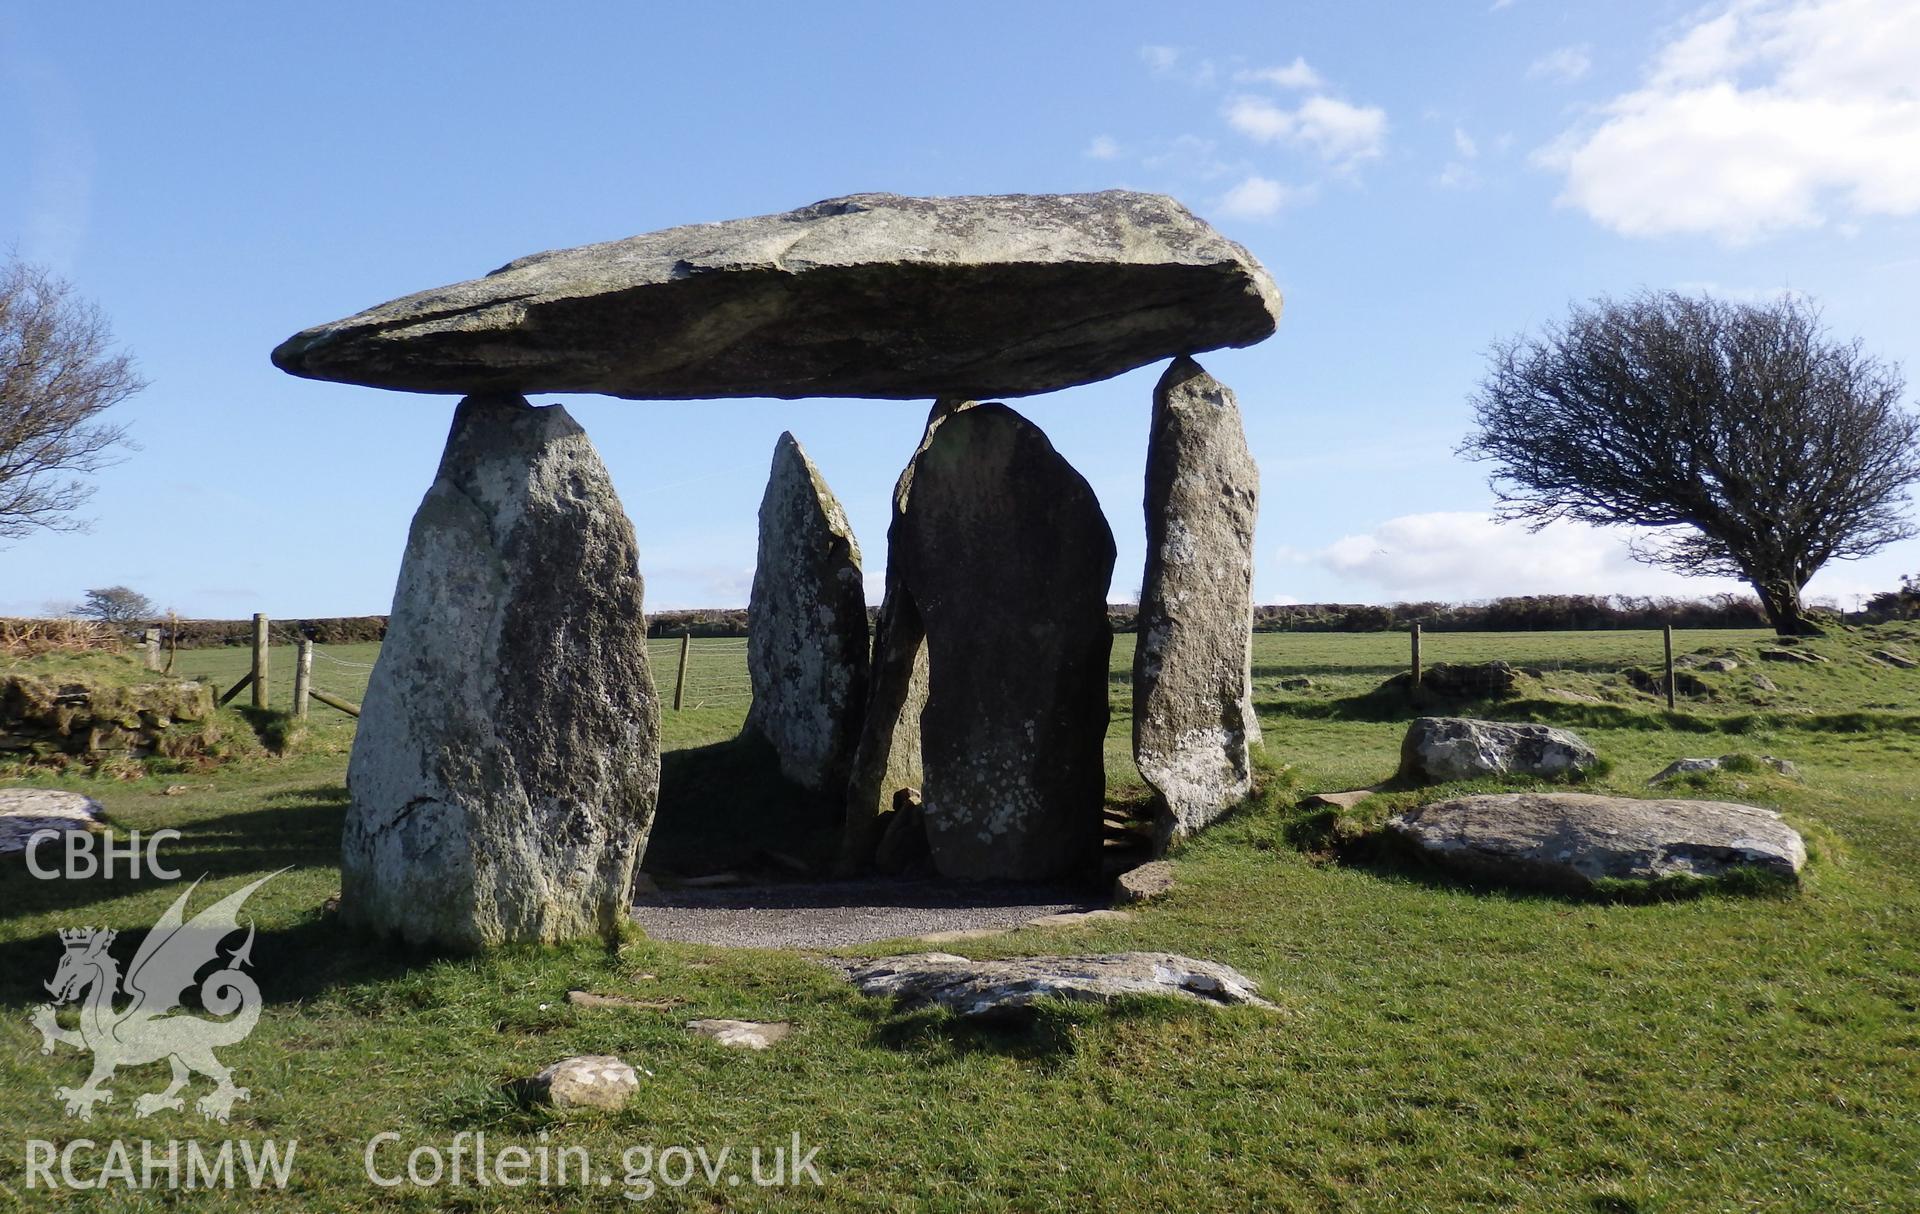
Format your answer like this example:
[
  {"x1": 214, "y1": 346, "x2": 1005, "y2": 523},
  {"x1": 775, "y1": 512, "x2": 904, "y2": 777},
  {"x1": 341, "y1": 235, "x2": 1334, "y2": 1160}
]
[
  {"x1": 1279, "y1": 512, "x2": 1752, "y2": 600},
  {"x1": 1527, "y1": 44, "x2": 1592, "y2": 83},
  {"x1": 1218, "y1": 175, "x2": 1309, "y2": 219},
  {"x1": 1084, "y1": 134, "x2": 1123, "y2": 161},
  {"x1": 1233, "y1": 56, "x2": 1323, "y2": 90},
  {"x1": 1138, "y1": 44, "x2": 1216, "y2": 87},
  {"x1": 1225, "y1": 93, "x2": 1388, "y2": 165}
]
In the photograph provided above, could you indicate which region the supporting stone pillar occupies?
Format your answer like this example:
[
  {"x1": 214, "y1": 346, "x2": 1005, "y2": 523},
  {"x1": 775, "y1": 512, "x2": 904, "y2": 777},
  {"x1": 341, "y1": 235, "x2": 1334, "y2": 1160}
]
[
  {"x1": 836, "y1": 403, "x2": 960, "y2": 875},
  {"x1": 341, "y1": 394, "x2": 660, "y2": 950},
  {"x1": 1133, "y1": 356, "x2": 1261, "y2": 851},
  {"x1": 897, "y1": 401, "x2": 1115, "y2": 881},
  {"x1": 743, "y1": 432, "x2": 869, "y2": 792}
]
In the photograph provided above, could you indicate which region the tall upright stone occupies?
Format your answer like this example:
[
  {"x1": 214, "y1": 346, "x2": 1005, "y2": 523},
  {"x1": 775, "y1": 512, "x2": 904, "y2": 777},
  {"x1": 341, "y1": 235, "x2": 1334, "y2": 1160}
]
[
  {"x1": 836, "y1": 402, "x2": 969, "y2": 873},
  {"x1": 1133, "y1": 357, "x2": 1261, "y2": 850},
  {"x1": 342, "y1": 394, "x2": 660, "y2": 951},
  {"x1": 743, "y1": 432, "x2": 870, "y2": 791},
  {"x1": 897, "y1": 402, "x2": 1115, "y2": 881}
]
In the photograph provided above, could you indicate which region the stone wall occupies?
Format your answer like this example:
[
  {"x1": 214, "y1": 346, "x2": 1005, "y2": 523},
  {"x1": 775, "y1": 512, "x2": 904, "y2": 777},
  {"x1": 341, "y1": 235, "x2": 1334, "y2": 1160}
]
[{"x1": 0, "y1": 674, "x2": 217, "y2": 759}]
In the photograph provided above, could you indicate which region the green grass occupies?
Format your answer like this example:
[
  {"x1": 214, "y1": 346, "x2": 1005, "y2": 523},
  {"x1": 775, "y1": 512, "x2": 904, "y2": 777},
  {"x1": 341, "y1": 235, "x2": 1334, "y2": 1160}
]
[{"x1": 2, "y1": 626, "x2": 1918, "y2": 1210}]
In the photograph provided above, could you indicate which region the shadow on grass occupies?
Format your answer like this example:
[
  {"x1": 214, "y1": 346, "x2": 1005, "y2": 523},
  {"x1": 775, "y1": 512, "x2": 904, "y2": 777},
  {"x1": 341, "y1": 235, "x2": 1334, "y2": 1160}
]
[
  {"x1": 0, "y1": 779, "x2": 441, "y2": 1007},
  {"x1": 644, "y1": 732, "x2": 841, "y2": 877},
  {"x1": 0, "y1": 783, "x2": 348, "y2": 920},
  {"x1": 1254, "y1": 683, "x2": 1920, "y2": 737}
]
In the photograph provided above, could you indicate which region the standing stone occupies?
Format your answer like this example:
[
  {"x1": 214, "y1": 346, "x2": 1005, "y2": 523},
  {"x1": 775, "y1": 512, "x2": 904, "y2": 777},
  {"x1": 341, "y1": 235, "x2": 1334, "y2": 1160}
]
[
  {"x1": 342, "y1": 394, "x2": 660, "y2": 951},
  {"x1": 836, "y1": 402, "x2": 971, "y2": 874},
  {"x1": 1133, "y1": 357, "x2": 1262, "y2": 850},
  {"x1": 743, "y1": 433, "x2": 869, "y2": 791},
  {"x1": 898, "y1": 402, "x2": 1116, "y2": 881}
]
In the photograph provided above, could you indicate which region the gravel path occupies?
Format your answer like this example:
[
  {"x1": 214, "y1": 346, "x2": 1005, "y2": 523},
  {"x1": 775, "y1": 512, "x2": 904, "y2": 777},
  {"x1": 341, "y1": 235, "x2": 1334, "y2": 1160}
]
[{"x1": 631, "y1": 879, "x2": 1104, "y2": 950}]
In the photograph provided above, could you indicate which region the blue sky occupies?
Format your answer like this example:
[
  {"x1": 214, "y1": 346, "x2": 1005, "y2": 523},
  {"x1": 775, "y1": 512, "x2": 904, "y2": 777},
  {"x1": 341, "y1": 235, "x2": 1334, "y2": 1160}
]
[{"x1": 3, "y1": 0, "x2": 1918, "y2": 618}]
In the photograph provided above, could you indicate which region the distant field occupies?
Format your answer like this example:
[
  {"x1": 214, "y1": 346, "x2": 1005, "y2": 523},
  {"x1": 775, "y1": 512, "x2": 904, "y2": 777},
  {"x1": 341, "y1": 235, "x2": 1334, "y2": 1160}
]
[
  {"x1": 5, "y1": 623, "x2": 1919, "y2": 1208},
  {"x1": 168, "y1": 625, "x2": 1920, "y2": 801}
]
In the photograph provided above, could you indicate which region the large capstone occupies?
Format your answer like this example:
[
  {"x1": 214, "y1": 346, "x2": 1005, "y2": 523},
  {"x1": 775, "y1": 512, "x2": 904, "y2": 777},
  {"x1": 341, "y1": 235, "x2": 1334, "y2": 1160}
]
[
  {"x1": 1133, "y1": 357, "x2": 1261, "y2": 849},
  {"x1": 341, "y1": 394, "x2": 660, "y2": 950},
  {"x1": 894, "y1": 402, "x2": 1115, "y2": 881},
  {"x1": 743, "y1": 432, "x2": 869, "y2": 791},
  {"x1": 271, "y1": 192, "x2": 1281, "y2": 400}
]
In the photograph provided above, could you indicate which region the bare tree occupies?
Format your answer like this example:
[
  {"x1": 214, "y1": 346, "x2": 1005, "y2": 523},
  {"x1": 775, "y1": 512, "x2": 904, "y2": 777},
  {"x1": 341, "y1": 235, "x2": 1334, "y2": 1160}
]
[
  {"x1": 0, "y1": 256, "x2": 147, "y2": 540},
  {"x1": 76, "y1": 585, "x2": 156, "y2": 625},
  {"x1": 1461, "y1": 292, "x2": 1920, "y2": 636}
]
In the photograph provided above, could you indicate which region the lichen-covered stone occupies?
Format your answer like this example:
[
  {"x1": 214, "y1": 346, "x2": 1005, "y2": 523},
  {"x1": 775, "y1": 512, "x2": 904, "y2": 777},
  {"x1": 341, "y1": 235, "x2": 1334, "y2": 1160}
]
[
  {"x1": 743, "y1": 433, "x2": 869, "y2": 791},
  {"x1": 1132, "y1": 357, "x2": 1260, "y2": 850},
  {"x1": 271, "y1": 191, "x2": 1281, "y2": 400},
  {"x1": 0, "y1": 789, "x2": 106, "y2": 856},
  {"x1": 836, "y1": 402, "x2": 961, "y2": 874},
  {"x1": 342, "y1": 394, "x2": 659, "y2": 951},
  {"x1": 896, "y1": 402, "x2": 1115, "y2": 881},
  {"x1": 1398, "y1": 717, "x2": 1598, "y2": 784},
  {"x1": 843, "y1": 951, "x2": 1276, "y2": 1021},
  {"x1": 1386, "y1": 792, "x2": 1807, "y2": 891},
  {"x1": 528, "y1": 1055, "x2": 640, "y2": 1110}
]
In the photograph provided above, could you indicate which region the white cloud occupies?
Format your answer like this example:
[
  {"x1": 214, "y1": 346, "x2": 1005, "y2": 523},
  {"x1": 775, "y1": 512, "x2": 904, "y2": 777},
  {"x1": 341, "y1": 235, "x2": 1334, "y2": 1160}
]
[
  {"x1": 1282, "y1": 512, "x2": 1753, "y2": 601},
  {"x1": 1140, "y1": 45, "x2": 1181, "y2": 74},
  {"x1": 1084, "y1": 134, "x2": 1123, "y2": 160},
  {"x1": 1527, "y1": 44, "x2": 1592, "y2": 83},
  {"x1": 1225, "y1": 93, "x2": 1387, "y2": 165},
  {"x1": 1218, "y1": 174, "x2": 1306, "y2": 219},
  {"x1": 1438, "y1": 162, "x2": 1479, "y2": 190},
  {"x1": 1234, "y1": 56, "x2": 1323, "y2": 90},
  {"x1": 1453, "y1": 127, "x2": 1479, "y2": 158},
  {"x1": 1139, "y1": 44, "x2": 1215, "y2": 87},
  {"x1": 1539, "y1": 0, "x2": 1920, "y2": 243},
  {"x1": 1140, "y1": 133, "x2": 1238, "y2": 181}
]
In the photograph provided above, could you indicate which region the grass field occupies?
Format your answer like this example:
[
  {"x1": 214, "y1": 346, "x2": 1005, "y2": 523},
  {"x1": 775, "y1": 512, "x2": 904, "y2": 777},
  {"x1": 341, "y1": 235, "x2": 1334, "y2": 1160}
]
[{"x1": 3, "y1": 626, "x2": 1918, "y2": 1210}]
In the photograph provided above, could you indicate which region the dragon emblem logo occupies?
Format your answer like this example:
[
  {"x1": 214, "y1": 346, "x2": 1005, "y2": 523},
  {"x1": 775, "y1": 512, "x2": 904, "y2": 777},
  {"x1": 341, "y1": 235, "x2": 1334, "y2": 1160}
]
[{"x1": 32, "y1": 872, "x2": 281, "y2": 1123}]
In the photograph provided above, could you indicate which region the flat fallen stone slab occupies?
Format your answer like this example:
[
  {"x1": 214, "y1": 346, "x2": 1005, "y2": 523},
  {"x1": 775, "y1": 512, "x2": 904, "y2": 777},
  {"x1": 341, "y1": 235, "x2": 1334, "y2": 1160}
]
[
  {"x1": 0, "y1": 789, "x2": 106, "y2": 856},
  {"x1": 1387, "y1": 792, "x2": 1806, "y2": 893},
  {"x1": 1648, "y1": 755, "x2": 1798, "y2": 785},
  {"x1": 685, "y1": 1019, "x2": 792, "y2": 1050},
  {"x1": 842, "y1": 952, "x2": 1275, "y2": 1021},
  {"x1": 272, "y1": 191, "x2": 1280, "y2": 400}
]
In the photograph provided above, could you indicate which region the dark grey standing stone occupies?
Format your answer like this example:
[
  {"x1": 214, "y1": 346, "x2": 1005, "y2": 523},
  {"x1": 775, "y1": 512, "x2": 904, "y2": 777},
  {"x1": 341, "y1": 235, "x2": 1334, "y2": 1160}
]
[
  {"x1": 895, "y1": 402, "x2": 1116, "y2": 881},
  {"x1": 271, "y1": 192, "x2": 1282, "y2": 401},
  {"x1": 743, "y1": 432, "x2": 869, "y2": 791},
  {"x1": 1133, "y1": 357, "x2": 1261, "y2": 849},
  {"x1": 835, "y1": 404, "x2": 962, "y2": 875},
  {"x1": 342, "y1": 395, "x2": 660, "y2": 951}
]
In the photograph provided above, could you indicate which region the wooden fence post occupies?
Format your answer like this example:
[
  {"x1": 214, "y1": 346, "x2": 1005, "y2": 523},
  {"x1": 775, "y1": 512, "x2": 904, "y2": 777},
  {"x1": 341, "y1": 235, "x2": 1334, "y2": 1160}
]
[
  {"x1": 251, "y1": 613, "x2": 270, "y2": 711},
  {"x1": 1663, "y1": 623, "x2": 1676, "y2": 711},
  {"x1": 672, "y1": 631, "x2": 692, "y2": 711},
  {"x1": 1410, "y1": 622, "x2": 1423, "y2": 693},
  {"x1": 293, "y1": 638, "x2": 313, "y2": 720}
]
